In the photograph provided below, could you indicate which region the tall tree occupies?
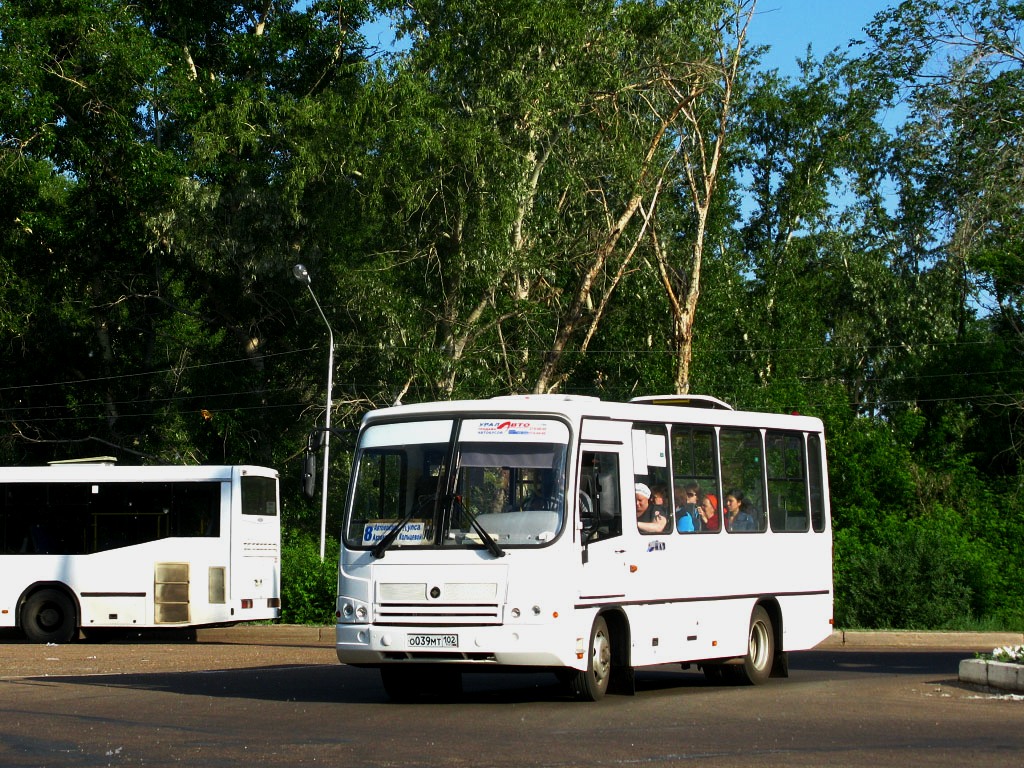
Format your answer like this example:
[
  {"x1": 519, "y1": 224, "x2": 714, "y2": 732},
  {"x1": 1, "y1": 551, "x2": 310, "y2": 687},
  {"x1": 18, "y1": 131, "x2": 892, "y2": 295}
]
[
  {"x1": 0, "y1": 1, "x2": 368, "y2": 466},
  {"x1": 341, "y1": 0, "x2": 748, "y2": 401},
  {"x1": 864, "y1": 0, "x2": 1024, "y2": 460}
]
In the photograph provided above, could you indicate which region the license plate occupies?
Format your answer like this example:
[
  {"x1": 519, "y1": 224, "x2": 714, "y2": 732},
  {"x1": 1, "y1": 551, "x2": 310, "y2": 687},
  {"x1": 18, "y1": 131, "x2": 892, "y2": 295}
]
[{"x1": 407, "y1": 633, "x2": 459, "y2": 649}]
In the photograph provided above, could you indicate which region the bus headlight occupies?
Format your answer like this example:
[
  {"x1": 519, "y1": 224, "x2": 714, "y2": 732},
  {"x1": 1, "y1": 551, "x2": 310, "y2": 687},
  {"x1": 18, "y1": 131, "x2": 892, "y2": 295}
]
[{"x1": 337, "y1": 598, "x2": 370, "y2": 624}]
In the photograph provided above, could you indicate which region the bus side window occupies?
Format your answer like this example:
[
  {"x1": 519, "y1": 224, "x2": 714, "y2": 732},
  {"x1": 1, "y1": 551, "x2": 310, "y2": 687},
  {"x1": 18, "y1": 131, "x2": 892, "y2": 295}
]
[
  {"x1": 766, "y1": 431, "x2": 809, "y2": 532},
  {"x1": 719, "y1": 427, "x2": 767, "y2": 533},
  {"x1": 581, "y1": 451, "x2": 621, "y2": 542},
  {"x1": 670, "y1": 425, "x2": 719, "y2": 534},
  {"x1": 808, "y1": 434, "x2": 827, "y2": 532}
]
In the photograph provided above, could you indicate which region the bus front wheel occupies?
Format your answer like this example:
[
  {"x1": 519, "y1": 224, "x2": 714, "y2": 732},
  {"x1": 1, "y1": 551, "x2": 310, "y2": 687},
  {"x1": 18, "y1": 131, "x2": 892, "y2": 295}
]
[
  {"x1": 22, "y1": 588, "x2": 77, "y2": 644},
  {"x1": 570, "y1": 615, "x2": 612, "y2": 701}
]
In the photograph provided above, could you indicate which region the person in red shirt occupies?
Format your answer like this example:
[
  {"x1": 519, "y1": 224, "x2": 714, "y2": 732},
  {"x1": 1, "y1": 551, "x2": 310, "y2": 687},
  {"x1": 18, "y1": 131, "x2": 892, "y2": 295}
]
[{"x1": 699, "y1": 493, "x2": 720, "y2": 531}]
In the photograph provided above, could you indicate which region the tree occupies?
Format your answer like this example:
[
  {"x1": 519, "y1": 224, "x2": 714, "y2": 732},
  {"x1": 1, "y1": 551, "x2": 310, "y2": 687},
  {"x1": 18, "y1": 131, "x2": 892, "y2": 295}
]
[
  {"x1": 863, "y1": 0, "x2": 1024, "y2": 458},
  {"x1": 0, "y1": 1, "x2": 369, "y2": 469}
]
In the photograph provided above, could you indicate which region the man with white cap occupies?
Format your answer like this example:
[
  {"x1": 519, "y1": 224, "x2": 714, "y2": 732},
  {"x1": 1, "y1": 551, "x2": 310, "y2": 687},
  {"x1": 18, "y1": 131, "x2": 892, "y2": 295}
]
[{"x1": 635, "y1": 482, "x2": 668, "y2": 534}]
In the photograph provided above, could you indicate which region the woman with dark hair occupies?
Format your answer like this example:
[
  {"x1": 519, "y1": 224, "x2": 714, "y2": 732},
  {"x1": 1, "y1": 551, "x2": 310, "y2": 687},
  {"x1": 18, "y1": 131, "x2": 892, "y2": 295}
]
[{"x1": 724, "y1": 489, "x2": 756, "y2": 531}]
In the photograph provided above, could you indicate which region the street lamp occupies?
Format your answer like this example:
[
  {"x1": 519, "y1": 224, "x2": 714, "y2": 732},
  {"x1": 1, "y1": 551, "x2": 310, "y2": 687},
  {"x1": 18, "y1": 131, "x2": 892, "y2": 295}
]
[{"x1": 293, "y1": 263, "x2": 334, "y2": 561}]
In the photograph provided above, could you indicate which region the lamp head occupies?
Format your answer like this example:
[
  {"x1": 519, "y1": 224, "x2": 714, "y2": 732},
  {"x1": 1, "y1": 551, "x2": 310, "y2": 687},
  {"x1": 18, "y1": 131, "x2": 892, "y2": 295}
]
[{"x1": 292, "y1": 263, "x2": 311, "y2": 286}]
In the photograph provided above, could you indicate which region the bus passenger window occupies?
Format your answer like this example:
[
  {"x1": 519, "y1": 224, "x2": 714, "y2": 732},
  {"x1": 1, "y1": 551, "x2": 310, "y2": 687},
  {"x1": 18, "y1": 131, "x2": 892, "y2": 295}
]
[
  {"x1": 719, "y1": 428, "x2": 767, "y2": 533},
  {"x1": 670, "y1": 426, "x2": 719, "y2": 533},
  {"x1": 766, "y1": 431, "x2": 809, "y2": 532},
  {"x1": 633, "y1": 424, "x2": 672, "y2": 534}
]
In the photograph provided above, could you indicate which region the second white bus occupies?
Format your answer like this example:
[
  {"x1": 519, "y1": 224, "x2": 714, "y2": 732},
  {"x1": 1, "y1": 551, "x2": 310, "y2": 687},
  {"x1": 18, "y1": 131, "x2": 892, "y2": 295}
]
[
  {"x1": 335, "y1": 394, "x2": 832, "y2": 700},
  {"x1": 0, "y1": 461, "x2": 281, "y2": 642}
]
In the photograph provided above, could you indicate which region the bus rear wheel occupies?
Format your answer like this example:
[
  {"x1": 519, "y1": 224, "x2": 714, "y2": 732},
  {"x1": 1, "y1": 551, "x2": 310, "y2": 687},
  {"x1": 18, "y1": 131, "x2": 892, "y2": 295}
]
[
  {"x1": 570, "y1": 615, "x2": 612, "y2": 701},
  {"x1": 22, "y1": 588, "x2": 77, "y2": 644},
  {"x1": 737, "y1": 605, "x2": 774, "y2": 685}
]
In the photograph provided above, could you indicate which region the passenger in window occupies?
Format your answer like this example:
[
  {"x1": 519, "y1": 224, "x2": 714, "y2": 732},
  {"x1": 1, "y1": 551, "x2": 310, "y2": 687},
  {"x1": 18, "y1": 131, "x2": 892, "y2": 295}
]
[
  {"x1": 699, "y1": 493, "x2": 720, "y2": 531},
  {"x1": 724, "y1": 490, "x2": 756, "y2": 531},
  {"x1": 635, "y1": 483, "x2": 668, "y2": 534},
  {"x1": 675, "y1": 482, "x2": 700, "y2": 532},
  {"x1": 650, "y1": 484, "x2": 673, "y2": 531}
]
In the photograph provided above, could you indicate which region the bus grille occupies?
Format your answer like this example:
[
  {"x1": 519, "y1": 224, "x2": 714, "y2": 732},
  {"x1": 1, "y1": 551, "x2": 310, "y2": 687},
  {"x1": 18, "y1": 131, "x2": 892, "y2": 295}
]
[{"x1": 376, "y1": 581, "x2": 500, "y2": 625}]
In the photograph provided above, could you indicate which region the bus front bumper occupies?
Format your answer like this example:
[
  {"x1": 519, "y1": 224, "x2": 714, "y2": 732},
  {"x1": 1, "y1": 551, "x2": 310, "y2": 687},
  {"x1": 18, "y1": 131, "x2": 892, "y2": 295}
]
[{"x1": 336, "y1": 622, "x2": 577, "y2": 668}]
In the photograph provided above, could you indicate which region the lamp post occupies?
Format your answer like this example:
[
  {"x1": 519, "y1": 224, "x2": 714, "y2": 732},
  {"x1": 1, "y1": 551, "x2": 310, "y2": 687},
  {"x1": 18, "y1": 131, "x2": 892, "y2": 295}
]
[{"x1": 293, "y1": 264, "x2": 333, "y2": 561}]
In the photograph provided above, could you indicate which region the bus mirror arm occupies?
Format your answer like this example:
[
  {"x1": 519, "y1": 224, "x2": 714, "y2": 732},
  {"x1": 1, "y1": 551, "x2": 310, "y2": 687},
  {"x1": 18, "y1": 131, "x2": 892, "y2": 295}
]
[{"x1": 301, "y1": 427, "x2": 356, "y2": 500}]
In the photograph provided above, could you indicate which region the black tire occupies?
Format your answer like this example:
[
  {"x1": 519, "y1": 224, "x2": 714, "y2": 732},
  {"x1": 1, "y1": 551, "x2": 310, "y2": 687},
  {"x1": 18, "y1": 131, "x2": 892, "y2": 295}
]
[
  {"x1": 702, "y1": 662, "x2": 726, "y2": 683},
  {"x1": 22, "y1": 588, "x2": 77, "y2": 644},
  {"x1": 570, "y1": 615, "x2": 612, "y2": 701},
  {"x1": 737, "y1": 605, "x2": 774, "y2": 685}
]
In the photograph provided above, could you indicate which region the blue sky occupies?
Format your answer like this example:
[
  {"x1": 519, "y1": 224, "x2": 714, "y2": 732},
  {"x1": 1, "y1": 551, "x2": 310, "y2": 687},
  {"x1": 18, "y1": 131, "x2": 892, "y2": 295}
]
[{"x1": 748, "y1": 0, "x2": 894, "y2": 75}]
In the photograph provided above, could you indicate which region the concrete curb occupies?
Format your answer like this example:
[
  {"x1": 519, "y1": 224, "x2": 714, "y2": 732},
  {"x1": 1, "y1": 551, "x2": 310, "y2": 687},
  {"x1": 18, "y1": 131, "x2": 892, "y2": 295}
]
[
  {"x1": 820, "y1": 629, "x2": 1024, "y2": 650},
  {"x1": 959, "y1": 658, "x2": 1024, "y2": 694},
  {"x1": 195, "y1": 623, "x2": 335, "y2": 647}
]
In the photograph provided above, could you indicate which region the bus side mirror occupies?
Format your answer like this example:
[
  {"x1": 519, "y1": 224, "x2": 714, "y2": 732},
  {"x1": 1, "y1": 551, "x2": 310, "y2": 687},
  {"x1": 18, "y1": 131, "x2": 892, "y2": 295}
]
[
  {"x1": 302, "y1": 433, "x2": 319, "y2": 499},
  {"x1": 302, "y1": 452, "x2": 317, "y2": 498}
]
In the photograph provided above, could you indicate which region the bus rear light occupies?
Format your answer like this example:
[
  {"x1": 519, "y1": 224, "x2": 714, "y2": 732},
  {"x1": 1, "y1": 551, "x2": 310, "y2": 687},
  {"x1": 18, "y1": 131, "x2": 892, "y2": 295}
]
[
  {"x1": 267, "y1": 598, "x2": 281, "y2": 608},
  {"x1": 241, "y1": 599, "x2": 253, "y2": 609}
]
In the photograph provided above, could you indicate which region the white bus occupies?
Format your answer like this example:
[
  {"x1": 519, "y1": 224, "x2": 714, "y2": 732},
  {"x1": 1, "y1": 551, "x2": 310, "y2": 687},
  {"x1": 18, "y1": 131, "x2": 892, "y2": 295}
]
[
  {"x1": 335, "y1": 394, "x2": 832, "y2": 700},
  {"x1": 0, "y1": 461, "x2": 281, "y2": 643}
]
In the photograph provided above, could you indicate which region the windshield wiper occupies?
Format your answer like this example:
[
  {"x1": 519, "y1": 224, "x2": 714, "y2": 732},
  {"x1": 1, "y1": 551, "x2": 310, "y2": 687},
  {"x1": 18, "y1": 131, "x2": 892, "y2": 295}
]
[
  {"x1": 451, "y1": 495, "x2": 505, "y2": 558},
  {"x1": 372, "y1": 495, "x2": 436, "y2": 559}
]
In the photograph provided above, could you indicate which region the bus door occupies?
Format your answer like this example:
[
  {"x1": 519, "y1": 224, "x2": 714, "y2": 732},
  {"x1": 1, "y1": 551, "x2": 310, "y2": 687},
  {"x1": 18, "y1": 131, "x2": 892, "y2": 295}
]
[
  {"x1": 229, "y1": 473, "x2": 281, "y2": 618},
  {"x1": 577, "y1": 419, "x2": 633, "y2": 606}
]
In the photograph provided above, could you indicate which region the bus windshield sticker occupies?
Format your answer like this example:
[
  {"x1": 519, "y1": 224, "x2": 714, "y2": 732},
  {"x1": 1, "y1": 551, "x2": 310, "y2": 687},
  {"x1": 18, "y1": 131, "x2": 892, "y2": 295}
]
[
  {"x1": 461, "y1": 418, "x2": 570, "y2": 443},
  {"x1": 362, "y1": 521, "x2": 428, "y2": 546}
]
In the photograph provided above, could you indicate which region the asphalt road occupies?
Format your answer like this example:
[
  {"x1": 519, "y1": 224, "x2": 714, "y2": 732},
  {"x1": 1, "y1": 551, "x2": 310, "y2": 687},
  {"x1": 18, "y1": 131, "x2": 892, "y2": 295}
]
[{"x1": 1, "y1": 626, "x2": 1022, "y2": 767}]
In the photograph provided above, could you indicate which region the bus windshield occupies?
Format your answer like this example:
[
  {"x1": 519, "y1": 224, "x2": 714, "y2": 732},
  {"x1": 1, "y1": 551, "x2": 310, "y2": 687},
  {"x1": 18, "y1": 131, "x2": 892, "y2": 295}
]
[{"x1": 345, "y1": 417, "x2": 571, "y2": 551}]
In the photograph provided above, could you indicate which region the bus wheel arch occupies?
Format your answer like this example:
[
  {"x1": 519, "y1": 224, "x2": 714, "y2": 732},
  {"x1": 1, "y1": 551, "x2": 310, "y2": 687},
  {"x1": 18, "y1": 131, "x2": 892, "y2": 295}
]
[
  {"x1": 570, "y1": 609, "x2": 631, "y2": 700},
  {"x1": 19, "y1": 584, "x2": 79, "y2": 644}
]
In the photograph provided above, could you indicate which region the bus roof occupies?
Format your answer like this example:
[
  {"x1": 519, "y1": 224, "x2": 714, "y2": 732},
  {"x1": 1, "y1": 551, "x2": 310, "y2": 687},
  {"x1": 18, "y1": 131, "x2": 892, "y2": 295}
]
[
  {"x1": 0, "y1": 464, "x2": 279, "y2": 482},
  {"x1": 360, "y1": 395, "x2": 824, "y2": 432}
]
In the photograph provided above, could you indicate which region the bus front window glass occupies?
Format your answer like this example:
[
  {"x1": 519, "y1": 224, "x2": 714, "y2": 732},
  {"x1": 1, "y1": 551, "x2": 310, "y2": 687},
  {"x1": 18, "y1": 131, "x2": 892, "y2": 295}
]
[
  {"x1": 449, "y1": 418, "x2": 570, "y2": 548},
  {"x1": 451, "y1": 445, "x2": 566, "y2": 546},
  {"x1": 719, "y1": 428, "x2": 767, "y2": 533},
  {"x1": 345, "y1": 420, "x2": 454, "y2": 550}
]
